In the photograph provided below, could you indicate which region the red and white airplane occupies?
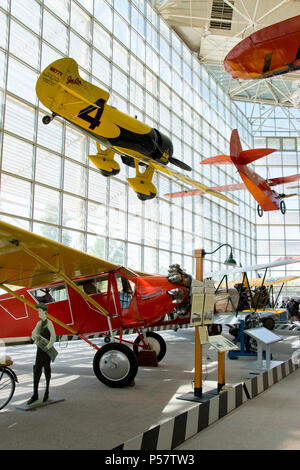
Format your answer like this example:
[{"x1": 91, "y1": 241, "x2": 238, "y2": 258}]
[{"x1": 165, "y1": 129, "x2": 300, "y2": 217}]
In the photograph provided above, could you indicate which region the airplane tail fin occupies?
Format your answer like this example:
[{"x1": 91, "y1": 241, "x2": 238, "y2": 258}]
[
  {"x1": 36, "y1": 58, "x2": 109, "y2": 112},
  {"x1": 201, "y1": 129, "x2": 276, "y2": 166}
]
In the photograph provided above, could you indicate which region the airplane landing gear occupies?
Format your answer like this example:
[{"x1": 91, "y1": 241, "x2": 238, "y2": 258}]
[
  {"x1": 127, "y1": 161, "x2": 157, "y2": 200},
  {"x1": 93, "y1": 343, "x2": 138, "y2": 388},
  {"x1": 280, "y1": 199, "x2": 286, "y2": 214},
  {"x1": 133, "y1": 331, "x2": 167, "y2": 362},
  {"x1": 257, "y1": 204, "x2": 263, "y2": 217},
  {"x1": 42, "y1": 112, "x2": 57, "y2": 125}
]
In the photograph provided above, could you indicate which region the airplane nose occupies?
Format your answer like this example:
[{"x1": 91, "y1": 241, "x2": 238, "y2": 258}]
[{"x1": 167, "y1": 288, "x2": 186, "y2": 303}]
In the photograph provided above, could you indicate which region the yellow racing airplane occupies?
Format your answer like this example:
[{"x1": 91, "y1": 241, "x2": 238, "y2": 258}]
[{"x1": 36, "y1": 58, "x2": 236, "y2": 203}]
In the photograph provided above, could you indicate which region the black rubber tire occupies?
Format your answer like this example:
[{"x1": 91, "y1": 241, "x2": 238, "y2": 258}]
[
  {"x1": 93, "y1": 343, "x2": 138, "y2": 388},
  {"x1": 280, "y1": 199, "x2": 286, "y2": 215},
  {"x1": 133, "y1": 331, "x2": 167, "y2": 362},
  {"x1": 257, "y1": 205, "x2": 263, "y2": 217},
  {"x1": 0, "y1": 367, "x2": 16, "y2": 410}
]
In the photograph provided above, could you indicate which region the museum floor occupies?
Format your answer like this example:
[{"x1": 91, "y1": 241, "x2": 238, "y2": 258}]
[{"x1": 1, "y1": 325, "x2": 299, "y2": 450}]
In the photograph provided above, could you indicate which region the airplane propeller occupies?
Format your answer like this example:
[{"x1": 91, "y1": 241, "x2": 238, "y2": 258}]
[{"x1": 168, "y1": 156, "x2": 192, "y2": 171}]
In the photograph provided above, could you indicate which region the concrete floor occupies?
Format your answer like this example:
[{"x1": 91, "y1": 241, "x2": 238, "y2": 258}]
[{"x1": 0, "y1": 326, "x2": 299, "y2": 450}]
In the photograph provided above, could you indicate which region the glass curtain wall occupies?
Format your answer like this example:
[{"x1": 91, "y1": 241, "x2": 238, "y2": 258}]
[
  {"x1": 235, "y1": 101, "x2": 300, "y2": 299},
  {"x1": 0, "y1": 0, "x2": 256, "y2": 277}
]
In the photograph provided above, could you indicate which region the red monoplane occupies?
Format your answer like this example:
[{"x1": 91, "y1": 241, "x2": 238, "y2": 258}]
[{"x1": 165, "y1": 129, "x2": 300, "y2": 217}]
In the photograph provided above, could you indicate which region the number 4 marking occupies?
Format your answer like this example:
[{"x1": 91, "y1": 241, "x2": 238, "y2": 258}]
[{"x1": 78, "y1": 98, "x2": 105, "y2": 130}]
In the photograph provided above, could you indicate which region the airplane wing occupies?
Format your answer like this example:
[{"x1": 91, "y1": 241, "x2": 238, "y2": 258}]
[
  {"x1": 147, "y1": 162, "x2": 238, "y2": 204},
  {"x1": 205, "y1": 256, "x2": 300, "y2": 279},
  {"x1": 164, "y1": 183, "x2": 246, "y2": 198},
  {"x1": 0, "y1": 220, "x2": 123, "y2": 288},
  {"x1": 267, "y1": 174, "x2": 300, "y2": 186}
]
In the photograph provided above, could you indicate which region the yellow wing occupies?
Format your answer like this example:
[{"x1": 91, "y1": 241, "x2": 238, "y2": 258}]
[
  {"x1": 219, "y1": 274, "x2": 299, "y2": 289},
  {"x1": 0, "y1": 220, "x2": 121, "y2": 288},
  {"x1": 146, "y1": 160, "x2": 237, "y2": 204}
]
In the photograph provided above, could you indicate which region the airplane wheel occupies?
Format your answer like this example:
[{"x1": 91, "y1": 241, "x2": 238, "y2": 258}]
[
  {"x1": 93, "y1": 343, "x2": 138, "y2": 388},
  {"x1": 257, "y1": 205, "x2": 263, "y2": 217},
  {"x1": 133, "y1": 331, "x2": 166, "y2": 362},
  {"x1": 280, "y1": 200, "x2": 286, "y2": 214},
  {"x1": 100, "y1": 168, "x2": 120, "y2": 177},
  {"x1": 136, "y1": 192, "x2": 156, "y2": 201},
  {"x1": 42, "y1": 115, "x2": 52, "y2": 125}
]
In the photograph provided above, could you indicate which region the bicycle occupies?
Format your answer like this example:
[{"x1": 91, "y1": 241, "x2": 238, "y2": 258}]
[{"x1": 0, "y1": 356, "x2": 18, "y2": 410}]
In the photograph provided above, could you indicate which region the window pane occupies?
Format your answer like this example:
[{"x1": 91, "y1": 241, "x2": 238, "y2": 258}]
[
  {"x1": 33, "y1": 185, "x2": 60, "y2": 224},
  {"x1": 11, "y1": 0, "x2": 41, "y2": 34},
  {"x1": 113, "y1": 39, "x2": 129, "y2": 73},
  {"x1": 128, "y1": 243, "x2": 141, "y2": 271},
  {"x1": 109, "y1": 207, "x2": 125, "y2": 238},
  {"x1": 87, "y1": 202, "x2": 107, "y2": 236},
  {"x1": 93, "y1": 23, "x2": 111, "y2": 58},
  {"x1": 43, "y1": 11, "x2": 68, "y2": 54},
  {"x1": 144, "y1": 246, "x2": 157, "y2": 274},
  {"x1": 113, "y1": 13, "x2": 129, "y2": 47},
  {"x1": 64, "y1": 160, "x2": 86, "y2": 196},
  {"x1": 2, "y1": 134, "x2": 34, "y2": 179},
  {"x1": 36, "y1": 148, "x2": 62, "y2": 188},
  {"x1": 5, "y1": 97, "x2": 35, "y2": 141},
  {"x1": 37, "y1": 111, "x2": 63, "y2": 152},
  {"x1": 94, "y1": 0, "x2": 112, "y2": 30},
  {"x1": 0, "y1": 10, "x2": 8, "y2": 49},
  {"x1": 65, "y1": 127, "x2": 87, "y2": 163},
  {"x1": 69, "y1": 32, "x2": 90, "y2": 70},
  {"x1": 62, "y1": 194, "x2": 85, "y2": 230},
  {"x1": 88, "y1": 169, "x2": 107, "y2": 203},
  {"x1": 44, "y1": 0, "x2": 70, "y2": 23},
  {"x1": 87, "y1": 234, "x2": 105, "y2": 258},
  {"x1": 7, "y1": 57, "x2": 38, "y2": 104},
  {"x1": 0, "y1": 175, "x2": 31, "y2": 218},
  {"x1": 10, "y1": 20, "x2": 39, "y2": 68},
  {"x1": 62, "y1": 228, "x2": 84, "y2": 250},
  {"x1": 112, "y1": 66, "x2": 128, "y2": 97},
  {"x1": 128, "y1": 214, "x2": 142, "y2": 243},
  {"x1": 108, "y1": 239, "x2": 125, "y2": 264},
  {"x1": 92, "y1": 50, "x2": 111, "y2": 86},
  {"x1": 71, "y1": 2, "x2": 91, "y2": 41}
]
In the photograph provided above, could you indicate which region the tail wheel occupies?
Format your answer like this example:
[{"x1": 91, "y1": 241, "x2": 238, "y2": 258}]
[
  {"x1": 280, "y1": 200, "x2": 286, "y2": 214},
  {"x1": 133, "y1": 331, "x2": 166, "y2": 362},
  {"x1": 257, "y1": 205, "x2": 263, "y2": 217},
  {"x1": 93, "y1": 343, "x2": 138, "y2": 388}
]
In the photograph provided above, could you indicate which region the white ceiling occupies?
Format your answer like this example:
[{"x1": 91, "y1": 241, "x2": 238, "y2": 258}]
[{"x1": 153, "y1": 0, "x2": 300, "y2": 111}]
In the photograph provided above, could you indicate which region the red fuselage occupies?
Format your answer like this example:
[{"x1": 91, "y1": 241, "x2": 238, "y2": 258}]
[{"x1": 0, "y1": 268, "x2": 189, "y2": 345}]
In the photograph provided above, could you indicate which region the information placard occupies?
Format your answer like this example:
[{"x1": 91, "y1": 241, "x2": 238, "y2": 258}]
[
  {"x1": 209, "y1": 335, "x2": 239, "y2": 352},
  {"x1": 190, "y1": 293, "x2": 204, "y2": 326}
]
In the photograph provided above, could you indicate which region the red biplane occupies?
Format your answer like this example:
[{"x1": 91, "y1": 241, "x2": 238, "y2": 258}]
[
  {"x1": 0, "y1": 221, "x2": 192, "y2": 388},
  {"x1": 224, "y1": 14, "x2": 300, "y2": 80},
  {"x1": 165, "y1": 129, "x2": 300, "y2": 217}
]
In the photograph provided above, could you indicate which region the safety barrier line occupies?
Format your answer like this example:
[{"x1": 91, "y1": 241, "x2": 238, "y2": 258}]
[{"x1": 113, "y1": 358, "x2": 299, "y2": 451}]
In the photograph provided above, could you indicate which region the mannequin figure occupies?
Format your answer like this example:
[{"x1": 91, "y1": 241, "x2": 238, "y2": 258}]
[{"x1": 27, "y1": 302, "x2": 57, "y2": 405}]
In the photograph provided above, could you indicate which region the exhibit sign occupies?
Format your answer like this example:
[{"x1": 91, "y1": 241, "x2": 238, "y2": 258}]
[
  {"x1": 209, "y1": 335, "x2": 239, "y2": 352},
  {"x1": 190, "y1": 279, "x2": 215, "y2": 327}
]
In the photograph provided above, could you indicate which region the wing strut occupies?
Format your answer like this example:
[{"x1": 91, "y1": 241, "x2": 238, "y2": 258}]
[
  {"x1": 6, "y1": 239, "x2": 115, "y2": 346},
  {"x1": 0, "y1": 282, "x2": 100, "y2": 350}
]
